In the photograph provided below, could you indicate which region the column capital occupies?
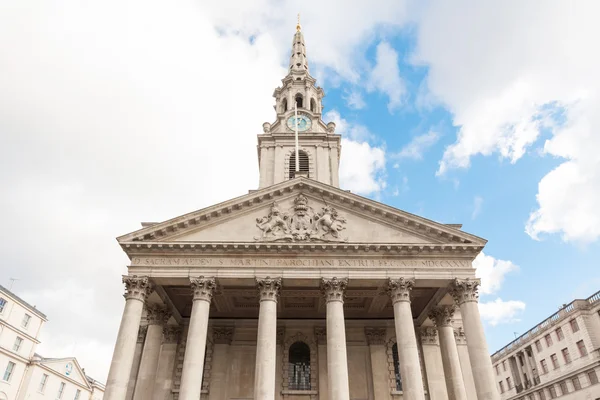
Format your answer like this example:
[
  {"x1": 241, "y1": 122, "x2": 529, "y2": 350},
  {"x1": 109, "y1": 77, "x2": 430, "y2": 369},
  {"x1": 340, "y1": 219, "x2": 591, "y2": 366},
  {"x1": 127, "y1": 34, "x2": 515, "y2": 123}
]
[
  {"x1": 123, "y1": 275, "x2": 153, "y2": 301},
  {"x1": 320, "y1": 277, "x2": 348, "y2": 303},
  {"x1": 137, "y1": 325, "x2": 148, "y2": 344},
  {"x1": 428, "y1": 305, "x2": 456, "y2": 327},
  {"x1": 387, "y1": 277, "x2": 414, "y2": 304},
  {"x1": 454, "y1": 327, "x2": 467, "y2": 345},
  {"x1": 314, "y1": 327, "x2": 326, "y2": 345},
  {"x1": 450, "y1": 278, "x2": 480, "y2": 305},
  {"x1": 256, "y1": 276, "x2": 282, "y2": 302},
  {"x1": 212, "y1": 326, "x2": 235, "y2": 345},
  {"x1": 145, "y1": 304, "x2": 171, "y2": 326},
  {"x1": 419, "y1": 326, "x2": 439, "y2": 345},
  {"x1": 364, "y1": 327, "x2": 387, "y2": 345},
  {"x1": 163, "y1": 326, "x2": 181, "y2": 343},
  {"x1": 189, "y1": 276, "x2": 216, "y2": 302}
]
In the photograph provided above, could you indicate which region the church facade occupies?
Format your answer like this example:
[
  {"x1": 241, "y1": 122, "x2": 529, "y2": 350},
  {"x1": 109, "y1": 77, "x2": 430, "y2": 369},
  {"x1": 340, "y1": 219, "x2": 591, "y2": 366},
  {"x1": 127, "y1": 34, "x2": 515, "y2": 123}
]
[{"x1": 104, "y1": 24, "x2": 500, "y2": 400}]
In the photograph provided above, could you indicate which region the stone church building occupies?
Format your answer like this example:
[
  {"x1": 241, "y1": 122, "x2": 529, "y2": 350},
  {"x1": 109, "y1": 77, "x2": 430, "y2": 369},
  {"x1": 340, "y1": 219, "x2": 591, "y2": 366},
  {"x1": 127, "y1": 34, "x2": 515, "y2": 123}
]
[{"x1": 104, "y1": 23, "x2": 500, "y2": 400}]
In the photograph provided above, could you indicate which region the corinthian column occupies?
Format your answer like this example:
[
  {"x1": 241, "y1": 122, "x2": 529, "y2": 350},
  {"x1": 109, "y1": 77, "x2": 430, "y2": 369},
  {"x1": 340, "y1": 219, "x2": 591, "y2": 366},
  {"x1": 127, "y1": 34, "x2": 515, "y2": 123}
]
[
  {"x1": 321, "y1": 277, "x2": 350, "y2": 400},
  {"x1": 387, "y1": 278, "x2": 425, "y2": 400},
  {"x1": 429, "y1": 306, "x2": 467, "y2": 400},
  {"x1": 254, "y1": 277, "x2": 281, "y2": 400},
  {"x1": 178, "y1": 277, "x2": 216, "y2": 400},
  {"x1": 152, "y1": 326, "x2": 181, "y2": 400},
  {"x1": 365, "y1": 327, "x2": 389, "y2": 400},
  {"x1": 419, "y1": 327, "x2": 448, "y2": 400},
  {"x1": 450, "y1": 279, "x2": 499, "y2": 400},
  {"x1": 105, "y1": 276, "x2": 153, "y2": 400}
]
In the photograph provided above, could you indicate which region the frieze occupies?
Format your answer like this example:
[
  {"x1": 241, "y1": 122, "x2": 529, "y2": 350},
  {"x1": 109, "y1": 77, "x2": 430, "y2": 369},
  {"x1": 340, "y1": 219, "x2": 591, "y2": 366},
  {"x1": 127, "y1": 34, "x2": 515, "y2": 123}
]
[{"x1": 131, "y1": 257, "x2": 470, "y2": 269}]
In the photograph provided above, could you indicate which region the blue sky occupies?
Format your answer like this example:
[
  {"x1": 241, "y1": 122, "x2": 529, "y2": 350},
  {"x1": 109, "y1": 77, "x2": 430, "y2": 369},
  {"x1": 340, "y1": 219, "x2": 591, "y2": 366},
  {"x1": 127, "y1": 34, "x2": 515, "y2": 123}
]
[{"x1": 1, "y1": 0, "x2": 599, "y2": 381}]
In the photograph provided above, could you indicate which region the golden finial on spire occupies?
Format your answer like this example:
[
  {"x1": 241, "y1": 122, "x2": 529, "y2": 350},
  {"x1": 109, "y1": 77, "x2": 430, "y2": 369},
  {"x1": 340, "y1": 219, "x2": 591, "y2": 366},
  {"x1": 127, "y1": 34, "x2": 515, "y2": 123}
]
[{"x1": 296, "y1": 13, "x2": 301, "y2": 32}]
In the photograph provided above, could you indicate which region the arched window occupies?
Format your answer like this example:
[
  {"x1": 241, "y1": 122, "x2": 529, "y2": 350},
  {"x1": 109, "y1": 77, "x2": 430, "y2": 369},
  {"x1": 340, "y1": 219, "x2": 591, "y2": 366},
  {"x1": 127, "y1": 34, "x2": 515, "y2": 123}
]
[
  {"x1": 310, "y1": 98, "x2": 316, "y2": 112},
  {"x1": 289, "y1": 150, "x2": 309, "y2": 179},
  {"x1": 288, "y1": 341, "x2": 311, "y2": 390},
  {"x1": 295, "y1": 93, "x2": 303, "y2": 108},
  {"x1": 282, "y1": 98, "x2": 288, "y2": 113},
  {"x1": 392, "y1": 343, "x2": 402, "y2": 391}
]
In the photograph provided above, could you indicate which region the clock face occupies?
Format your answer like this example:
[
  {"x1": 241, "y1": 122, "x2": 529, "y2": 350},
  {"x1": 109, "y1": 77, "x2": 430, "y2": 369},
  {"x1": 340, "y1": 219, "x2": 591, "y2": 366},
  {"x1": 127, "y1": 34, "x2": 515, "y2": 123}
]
[
  {"x1": 65, "y1": 362, "x2": 73, "y2": 376},
  {"x1": 287, "y1": 115, "x2": 312, "y2": 132}
]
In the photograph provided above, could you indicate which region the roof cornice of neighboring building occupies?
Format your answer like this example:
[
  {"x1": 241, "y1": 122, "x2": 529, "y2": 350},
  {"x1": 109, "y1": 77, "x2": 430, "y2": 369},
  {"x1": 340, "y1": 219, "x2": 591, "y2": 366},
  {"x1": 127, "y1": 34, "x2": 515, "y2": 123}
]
[
  {"x1": 0, "y1": 284, "x2": 48, "y2": 320},
  {"x1": 492, "y1": 289, "x2": 600, "y2": 362},
  {"x1": 0, "y1": 319, "x2": 42, "y2": 344}
]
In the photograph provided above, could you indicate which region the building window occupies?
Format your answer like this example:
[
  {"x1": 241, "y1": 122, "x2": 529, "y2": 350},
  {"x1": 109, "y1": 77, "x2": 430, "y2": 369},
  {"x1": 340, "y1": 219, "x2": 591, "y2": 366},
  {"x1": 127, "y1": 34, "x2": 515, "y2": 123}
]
[
  {"x1": 13, "y1": 337, "x2": 23, "y2": 352},
  {"x1": 295, "y1": 93, "x2": 303, "y2": 108},
  {"x1": 588, "y1": 370, "x2": 598, "y2": 384},
  {"x1": 58, "y1": 382, "x2": 66, "y2": 399},
  {"x1": 538, "y1": 389, "x2": 546, "y2": 400},
  {"x1": 74, "y1": 389, "x2": 81, "y2": 400},
  {"x1": 570, "y1": 318, "x2": 579, "y2": 333},
  {"x1": 559, "y1": 381, "x2": 568, "y2": 395},
  {"x1": 0, "y1": 297, "x2": 6, "y2": 313},
  {"x1": 540, "y1": 359, "x2": 549, "y2": 374},
  {"x1": 495, "y1": 365, "x2": 500, "y2": 375},
  {"x1": 549, "y1": 385, "x2": 557, "y2": 398},
  {"x1": 502, "y1": 360, "x2": 507, "y2": 371},
  {"x1": 572, "y1": 376, "x2": 581, "y2": 390},
  {"x1": 545, "y1": 334, "x2": 553, "y2": 347},
  {"x1": 561, "y1": 348, "x2": 571, "y2": 364},
  {"x1": 535, "y1": 340, "x2": 543, "y2": 352},
  {"x1": 499, "y1": 381, "x2": 505, "y2": 393},
  {"x1": 281, "y1": 98, "x2": 288, "y2": 113},
  {"x1": 310, "y1": 98, "x2": 316, "y2": 112},
  {"x1": 2, "y1": 362, "x2": 15, "y2": 382},
  {"x1": 39, "y1": 374, "x2": 48, "y2": 392},
  {"x1": 392, "y1": 343, "x2": 402, "y2": 391},
  {"x1": 550, "y1": 353, "x2": 559, "y2": 369},
  {"x1": 576, "y1": 340, "x2": 588, "y2": 357},
  {"x1": 288, "y1": 341, "x2": 311, "y2": 390},
  {"x1": 507, "y1": 377, "x2": 513, "y2": 389},
  {"x1": 22, "y1": 313, "x2": 31, "y2": 328},
  {"x1": 289, "y1": 150, "x2": 309, "y2": 179},
  {"x1": 555, "y1": 327, "x2": 564, "y2": 341}
]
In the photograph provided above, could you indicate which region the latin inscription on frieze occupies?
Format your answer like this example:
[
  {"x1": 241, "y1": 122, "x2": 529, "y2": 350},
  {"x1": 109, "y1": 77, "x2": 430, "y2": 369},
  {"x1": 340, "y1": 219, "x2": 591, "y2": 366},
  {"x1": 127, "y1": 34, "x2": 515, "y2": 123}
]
[{"x1": 131, "y1": 257, "x2": 469, "y2": 269}]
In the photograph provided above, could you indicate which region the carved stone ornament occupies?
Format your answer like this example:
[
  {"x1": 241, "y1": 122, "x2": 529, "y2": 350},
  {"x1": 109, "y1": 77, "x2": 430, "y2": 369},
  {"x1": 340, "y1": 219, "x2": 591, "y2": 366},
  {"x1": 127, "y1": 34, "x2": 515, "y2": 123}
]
[
  {"x1": 190, "y1": 277, "x2": 217, "y2": 302},
  {"x1": 137, "y1": 325, "x2": 148, "y2": 344},
  {"x1": 321, "y1": 277, "x2": 348, "y2": 303},
  {"x1": 123, "y1": 275, "x2": 153, "y2": 301},
  {"x1": 163, "y1": 326, "x2": 181, "y2": 343},
  {"x1": 454, "y1": 327, "x2": 467, "y2": 345},
  {"x1": 314, "y1": 327, "x2": 326, "y2": 344},
  {"x1": 428, "y1": 305, "x2": 455, "y2": 328},
  {"x1": 387, "y1": 277, "x2": 414, "y2": 304},
  {"x1": 254, "y1": 194, "x2": 347, "y2": 242},
  {"x1": 419, "y1": 327, "x2": 438, "y2": 345},
  {"x1": 450, "y1": 278, "x2": 480, "y2": 305},
  {"x1": 145, "y1": 304, "x2": 171, "y2": 325},
  {"x1": 276, "y1": 327, "x2": 285, "y2": 345},
  {"x1": 365, "y1": 327, "x2": 387, "y2": 345},
  {"x1": 212, "y1": 326, "x2": 234, "y2": 344},
  {"x1": 257, "y1": 277, "x2": 282, "y2": 302}
]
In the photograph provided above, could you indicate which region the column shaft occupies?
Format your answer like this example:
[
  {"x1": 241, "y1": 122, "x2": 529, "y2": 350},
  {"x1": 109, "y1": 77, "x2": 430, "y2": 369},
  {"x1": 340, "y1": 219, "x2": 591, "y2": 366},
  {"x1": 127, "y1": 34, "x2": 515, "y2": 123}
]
[
  {"x1": 365, "y1": 328, "x2": 390, "y2": 400},
  {"x1": 315, "y1": 328, "x2": 329, "y2": 400},
  {"x1": 322, "y1": 278, "x2": 350, "y2": 400},
  {"x1": 254, "y1": 277, "x2": 281, "y2": 400},
  {"x1": 152, "y1": 326, "x2": 180, "y2": 400},
  {"x1": 455, "y1": 329, "x2": 477, "y2": 400},
  {"x1": 388, "y1": 278, "x2": 425, "y2": 400},
  {"x1": 179, "y1": 277, "x2": 216, "y2": 400},
  {"x1": 105, "y1": 276, "x2": 152, "y2": 400},
  {"x1": 126, "y1": 327, "x2": 146, "y2": 400},
  {"x1": 451, "y1": 279, "x2": 500, "y2": 400},
  {"x1": 208, "y1": 327, "x2": 234, "y2": 400},
  {"x1": 419, "y1": 328, "x2": 448, "y2": 400}
]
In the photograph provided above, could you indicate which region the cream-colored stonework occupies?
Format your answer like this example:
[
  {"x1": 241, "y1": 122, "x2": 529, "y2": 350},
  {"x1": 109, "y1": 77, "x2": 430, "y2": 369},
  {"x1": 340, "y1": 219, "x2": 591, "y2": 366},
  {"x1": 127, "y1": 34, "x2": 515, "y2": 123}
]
[
  {"x1": 105, "y1": 24, "x2": 500, "y2": 400},
  {"x1": 491, "y1": 290, "x2": 600, "y2": 400}
]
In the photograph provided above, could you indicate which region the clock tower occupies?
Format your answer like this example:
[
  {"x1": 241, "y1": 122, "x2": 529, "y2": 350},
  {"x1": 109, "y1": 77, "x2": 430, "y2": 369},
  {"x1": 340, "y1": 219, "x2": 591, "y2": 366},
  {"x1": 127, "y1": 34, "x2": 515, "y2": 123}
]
[{"x1": 257, "y1": 21, "x2": 342, "y2": 189}]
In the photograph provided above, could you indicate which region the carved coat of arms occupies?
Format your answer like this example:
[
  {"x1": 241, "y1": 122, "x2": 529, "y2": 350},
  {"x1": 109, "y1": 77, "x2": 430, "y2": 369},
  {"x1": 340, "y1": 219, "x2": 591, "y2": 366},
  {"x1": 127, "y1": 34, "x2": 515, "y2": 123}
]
[{"x1": 255, "y1": 194, "x2": 347, "y2": 242}]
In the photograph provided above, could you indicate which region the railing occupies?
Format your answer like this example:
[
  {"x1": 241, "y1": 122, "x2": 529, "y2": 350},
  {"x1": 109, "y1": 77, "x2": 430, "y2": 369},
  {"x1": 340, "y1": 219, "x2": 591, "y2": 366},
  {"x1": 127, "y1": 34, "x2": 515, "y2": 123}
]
[{"x1": 491, "y1": 289, "x2": 600, "y2": 361}]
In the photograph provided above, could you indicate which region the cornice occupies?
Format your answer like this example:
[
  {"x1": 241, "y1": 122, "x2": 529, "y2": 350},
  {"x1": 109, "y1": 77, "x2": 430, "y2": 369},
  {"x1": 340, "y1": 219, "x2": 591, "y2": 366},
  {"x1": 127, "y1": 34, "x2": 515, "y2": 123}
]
[{"x1": 117, "y1": 178, "x2": 487, "y2": 249}]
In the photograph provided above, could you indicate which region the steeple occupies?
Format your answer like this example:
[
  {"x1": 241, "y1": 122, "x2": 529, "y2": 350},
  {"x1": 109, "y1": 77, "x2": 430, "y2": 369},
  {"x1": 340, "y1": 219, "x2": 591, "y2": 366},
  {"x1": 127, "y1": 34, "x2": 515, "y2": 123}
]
[{"x1": 256, "y1": 21, "x2": 341, "y2": 189}]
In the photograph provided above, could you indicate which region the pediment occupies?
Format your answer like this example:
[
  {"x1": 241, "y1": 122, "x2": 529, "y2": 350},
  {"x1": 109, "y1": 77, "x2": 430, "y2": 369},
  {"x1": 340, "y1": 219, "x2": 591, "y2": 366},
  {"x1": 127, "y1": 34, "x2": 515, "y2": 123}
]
[
  {"x1": 118, "y1": 178, "x2": 486, "y2": 251},
  {"x1": 40, "y1": 357, "x2": 90, "y2": 388}
]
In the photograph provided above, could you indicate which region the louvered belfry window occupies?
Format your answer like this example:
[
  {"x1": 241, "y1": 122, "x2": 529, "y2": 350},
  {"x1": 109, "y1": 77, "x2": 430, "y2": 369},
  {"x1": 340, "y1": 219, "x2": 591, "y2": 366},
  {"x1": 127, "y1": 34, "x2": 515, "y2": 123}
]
[
  {"x1": 288, "y1": 341, "x2": 311, "y2": 390},
  {"x1": 289, "y1": 150, "x2": 309, "y2": 179},
  {"x1": 392, "y1": 343, "x2": 402, "y2": 391}
]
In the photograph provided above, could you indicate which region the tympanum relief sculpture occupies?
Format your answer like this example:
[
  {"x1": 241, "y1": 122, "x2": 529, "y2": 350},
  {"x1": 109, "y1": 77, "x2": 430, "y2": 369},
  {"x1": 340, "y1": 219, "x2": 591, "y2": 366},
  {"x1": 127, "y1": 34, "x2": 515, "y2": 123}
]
[{"x1": 255, "y1": 194, "x2": 347, "y2": 242}]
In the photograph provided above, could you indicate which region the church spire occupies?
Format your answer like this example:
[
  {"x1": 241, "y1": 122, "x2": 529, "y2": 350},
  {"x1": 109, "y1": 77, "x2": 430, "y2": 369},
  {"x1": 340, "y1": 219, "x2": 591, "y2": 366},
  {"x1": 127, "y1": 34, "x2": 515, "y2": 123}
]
[{"x1": 289, "y1": 14, "x2": 309, "y2": 75}]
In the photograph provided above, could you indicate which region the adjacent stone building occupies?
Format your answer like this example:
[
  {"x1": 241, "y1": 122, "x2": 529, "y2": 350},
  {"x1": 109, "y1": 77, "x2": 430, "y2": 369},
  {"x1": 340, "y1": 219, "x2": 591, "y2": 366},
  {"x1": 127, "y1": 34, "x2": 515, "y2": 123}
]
[
  {"x1": 105, "y1": 23, "x2": 500, "y2": 400},
  {"x1": 491, "y1": 290, "x2": 600, "y2": 400},
  {"x1": 0, "y1": 285, "x2": 105, "y2": 400}
]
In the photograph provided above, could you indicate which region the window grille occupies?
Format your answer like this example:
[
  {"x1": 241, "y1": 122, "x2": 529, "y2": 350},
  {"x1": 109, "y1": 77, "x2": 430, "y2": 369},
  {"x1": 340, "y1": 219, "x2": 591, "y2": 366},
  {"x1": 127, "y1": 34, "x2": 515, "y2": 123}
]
[
  {"x1": 289, "y1": 150, "x2": 309, "y2": 179},
  {"x1": 392, "y1": 343, "x2": 402, "y2": 391},
  {"x1": 0, "y1": 298, "x2": 6, "y2": 313},
  {"x1": 288, "y1": 341, "x2": 311, "y2": 390}
]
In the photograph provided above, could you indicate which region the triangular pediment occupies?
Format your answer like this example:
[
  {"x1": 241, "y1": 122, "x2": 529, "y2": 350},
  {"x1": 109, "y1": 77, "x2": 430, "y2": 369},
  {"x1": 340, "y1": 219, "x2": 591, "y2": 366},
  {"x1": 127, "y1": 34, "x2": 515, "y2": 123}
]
[
  {"x1": 118, "y1": 178, "x2": 486, "y2": 252},
  {"x1": 39, "y1": 357, "x2": 90, "y2": 388}
]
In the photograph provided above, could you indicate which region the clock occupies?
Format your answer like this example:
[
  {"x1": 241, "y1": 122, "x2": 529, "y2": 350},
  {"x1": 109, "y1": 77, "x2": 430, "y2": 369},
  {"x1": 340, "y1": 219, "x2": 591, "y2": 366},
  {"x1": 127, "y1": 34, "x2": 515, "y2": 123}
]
[
  {"x1": 65, "y1": 362, "x2": 73, "y2": 376},
  {"x1": 286, "y1": 115, "x2": 312, "y2": 132}
]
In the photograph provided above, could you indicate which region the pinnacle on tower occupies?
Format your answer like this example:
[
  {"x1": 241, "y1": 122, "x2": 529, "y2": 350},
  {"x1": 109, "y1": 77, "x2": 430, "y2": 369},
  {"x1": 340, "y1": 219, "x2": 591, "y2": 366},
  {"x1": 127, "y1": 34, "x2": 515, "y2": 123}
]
[{"x1": 289, "y1": 14, "x2": 309, "y2": 74}]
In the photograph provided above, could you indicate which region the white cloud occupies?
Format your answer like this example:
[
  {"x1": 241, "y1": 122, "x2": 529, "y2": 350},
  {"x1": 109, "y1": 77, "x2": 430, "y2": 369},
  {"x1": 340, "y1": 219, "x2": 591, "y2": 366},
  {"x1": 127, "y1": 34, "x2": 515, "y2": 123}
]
[
  {"x1": 367, "y1": 41, "x2": 405, "y2": 112},
  {"x1": 471, "y1": 196, "x2": 483, "y2": 220},
  {"x1": 479, "y1": 298, "x2": 526, "y2": 326},
  {"x1": 413, "y1": 0, "x2": 600, "y2": 242},
  {"x1": 344, "y1": 90, "x2": 367, "y2": 109},
  {"x1": 395, "y1": 130, "x2": 440, "y2": 160},
  {"x1": 325, "y1": 110, "x2": 374, "y2": 142},
  {"x1": 473, "y1": 252, "x2": 519, "y2": 295}
]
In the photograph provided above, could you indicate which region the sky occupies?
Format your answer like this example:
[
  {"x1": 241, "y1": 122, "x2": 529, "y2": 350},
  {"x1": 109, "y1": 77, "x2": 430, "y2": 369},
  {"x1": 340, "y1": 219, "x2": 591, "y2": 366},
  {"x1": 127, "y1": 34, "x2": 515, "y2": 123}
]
[{"x1": 1, "y1": 0, "x2": 600, "y2": 383}]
